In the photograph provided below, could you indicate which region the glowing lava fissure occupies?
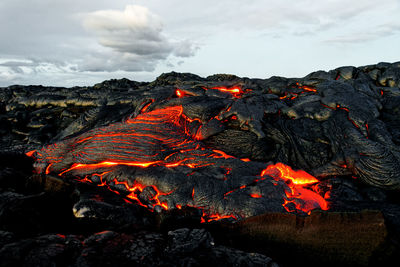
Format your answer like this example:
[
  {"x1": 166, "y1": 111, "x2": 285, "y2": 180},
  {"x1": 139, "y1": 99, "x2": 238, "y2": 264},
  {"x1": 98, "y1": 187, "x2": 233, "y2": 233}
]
[
  {"x1": 279, "y1": 83, "x2": 317, "y2": 100},
  {"x1": 208, "y1": 86, "x2": 244, "y2": 98},
  {"x1": 29, "y1": 105, "x2": 328, "y2": 222},
  {"x1": 176, "y1": 86, "x2": 247, "y2": 98}
]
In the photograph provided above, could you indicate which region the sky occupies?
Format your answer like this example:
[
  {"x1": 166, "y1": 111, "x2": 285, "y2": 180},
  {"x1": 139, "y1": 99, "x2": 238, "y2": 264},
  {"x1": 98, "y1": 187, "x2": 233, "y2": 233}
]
[{"x1": 0, "y1": 0, "x2": 399, "y2": 87}]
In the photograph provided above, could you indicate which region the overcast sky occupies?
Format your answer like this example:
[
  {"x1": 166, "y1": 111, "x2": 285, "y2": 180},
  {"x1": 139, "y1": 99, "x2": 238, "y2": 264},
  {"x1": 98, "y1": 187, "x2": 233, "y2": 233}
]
[{"x1": 0, "y1": 0, "x2": 399, "y2": 87}]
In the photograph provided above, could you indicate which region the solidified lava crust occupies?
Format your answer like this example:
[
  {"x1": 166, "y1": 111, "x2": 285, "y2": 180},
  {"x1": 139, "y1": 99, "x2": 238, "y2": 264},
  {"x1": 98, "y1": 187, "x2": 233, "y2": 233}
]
[
  {"x1": 13, "y1": 61, "x2": 399, "y2": 222},
  {"x1": 29, "y1": 104, "x2": 328, "y2": 221},
  {"x1": 2, "y1": 62, "x2": 400, "y2": 266}
]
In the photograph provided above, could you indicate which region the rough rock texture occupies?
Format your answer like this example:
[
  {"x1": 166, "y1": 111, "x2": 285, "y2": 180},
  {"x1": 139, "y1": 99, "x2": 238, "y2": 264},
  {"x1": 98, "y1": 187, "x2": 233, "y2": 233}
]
[
  {"x1": 0, "y1": 228, "x2": 277, "y2": 267},
  {"x1": 30, "y1": 105, "x2": 320, "y2": 220},
  {"x1": 1, "y1": 62, "x2": 400, "y2": 266},
  {"x1": 3, "y1": 64, "x2": 400, "y2": 190},
  {"x1": 226, "y1": 210, "x2": 388, "y2": 266}
]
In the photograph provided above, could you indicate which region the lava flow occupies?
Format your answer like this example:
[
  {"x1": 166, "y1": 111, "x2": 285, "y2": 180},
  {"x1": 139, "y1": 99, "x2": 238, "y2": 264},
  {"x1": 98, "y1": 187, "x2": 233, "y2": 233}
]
[
  {"x1": 28, "y1": 104, "x2": 328, "y2": 222},
  {"x1": 260, "y1": 163, "x2": 328, "y2": 213},
  {"x1": 207, "y1": 86, "x2": 245, "y2": 98},
  {"x1": 176, "y1": 86, "x2": 246, "y2": 98}
]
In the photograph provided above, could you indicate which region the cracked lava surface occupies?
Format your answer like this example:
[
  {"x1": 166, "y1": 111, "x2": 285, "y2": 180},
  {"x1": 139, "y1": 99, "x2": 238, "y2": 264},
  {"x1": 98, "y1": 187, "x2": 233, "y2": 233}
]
[{"x1": 28, "y1": 103, "x2": 328, "y2": 222}]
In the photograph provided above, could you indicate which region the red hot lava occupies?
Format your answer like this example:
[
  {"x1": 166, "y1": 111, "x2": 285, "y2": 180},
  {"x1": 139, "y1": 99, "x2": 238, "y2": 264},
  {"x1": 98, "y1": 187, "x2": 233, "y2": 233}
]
[
  {"x1": 208, "y1": 86, "x2": 244, "y2": 98},
  {"x1": 28, "y1": 104, "x2": 328, "y2": 222},
  {"x1": 260, "y1": 163, "x2": 328, "y2": 213},
  {"x1": 176, "y1": 86, "x2": 247, "y2": 98}
]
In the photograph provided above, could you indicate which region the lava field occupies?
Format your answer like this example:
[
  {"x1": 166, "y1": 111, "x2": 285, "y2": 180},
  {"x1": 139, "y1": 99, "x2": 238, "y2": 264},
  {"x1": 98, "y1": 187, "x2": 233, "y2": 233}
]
[{"x1": 1, "y1": 61, "x2": 400, "y2": 266}]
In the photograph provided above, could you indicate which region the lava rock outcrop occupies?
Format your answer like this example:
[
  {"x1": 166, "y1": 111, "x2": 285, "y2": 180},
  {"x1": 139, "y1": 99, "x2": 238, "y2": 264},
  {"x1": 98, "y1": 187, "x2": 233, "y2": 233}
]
[
  {"x1": 2, "y1": 63, "x2": 400, "y2": 218},
  {"x1": 2, "y1": 62, "x2": 400, "y2": 266}
]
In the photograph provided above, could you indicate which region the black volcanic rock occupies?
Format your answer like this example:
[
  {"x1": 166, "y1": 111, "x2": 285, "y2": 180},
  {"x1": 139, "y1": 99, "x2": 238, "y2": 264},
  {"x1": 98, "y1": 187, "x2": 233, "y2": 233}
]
[
  {"x1": 0, "y1": 229, "x2": 277, "y2": 267},
  {"x1": 7, "y1": 62, "x2": 400, "y2": 190},
  {"x1": 1, "y1": 62, "x2": 400, "y2": 266}
]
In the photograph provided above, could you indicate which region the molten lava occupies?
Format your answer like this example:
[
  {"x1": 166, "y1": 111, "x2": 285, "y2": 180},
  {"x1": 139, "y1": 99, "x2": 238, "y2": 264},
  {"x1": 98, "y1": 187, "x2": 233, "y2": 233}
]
[
  {"x1": 175, "y1": 86, "x2": 246, "y2": 98},
  {"x1": 29, "y1": 104, "x2": 328, "y2": 222},
  {"x1": 208, "y1": 86, "x2": 244, "y2": 98},
  {"x1": 279, "y1": 83, "x2": 317, "y2": 100},
  {"x1": 258, "y1": 163, "x2": 328, "y2": 214},
  {"x1": 176, "y1": 89, "x2": 185, "y2": 98},
  {"x1": 260, "y1": 163, "x2": 318, "y2": 185}
]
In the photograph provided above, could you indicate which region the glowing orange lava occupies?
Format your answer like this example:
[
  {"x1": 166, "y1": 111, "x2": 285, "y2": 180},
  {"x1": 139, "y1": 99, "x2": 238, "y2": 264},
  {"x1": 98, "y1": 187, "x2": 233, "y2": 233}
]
[
  {"x1": 201, "y1": 213, "x2": 237, "y2": 223},
  {"x1": 25, "y1": 150, "x2": 36, "y2": 157},
  {"x1": 260, "y1": 163, "x2": 328, "y2": 213},
  {"x1": 175, "y1": 86, "x2": 246, "y2": 98},
  {"x1": 260, "y1": 163, "x2": 318, "y2": 185},
  {"x1": 279, "y1": 83, "x2": 317, "y2": 100},
  {"x1": 320, "y1": 103, "x2": 361, "y2": 130},
  {"x1": 30, "y1": 103, "x2": 328, "y2": 222},
  {"x1": 140, "y1": 100, "x2": 154, "y2": 113},
  {"x1": 176, "y1": 89, "x2": 185, "y2": 98},
  {"x1": 210, "y1": 86, "x2": 244, "y2": 98}
]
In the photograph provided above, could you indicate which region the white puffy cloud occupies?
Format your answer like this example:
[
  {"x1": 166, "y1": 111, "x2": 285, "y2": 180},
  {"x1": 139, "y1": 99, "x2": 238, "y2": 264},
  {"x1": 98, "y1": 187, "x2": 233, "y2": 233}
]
[{"x1": 81, "y1": 5, "x2": 197, "y2": 72}]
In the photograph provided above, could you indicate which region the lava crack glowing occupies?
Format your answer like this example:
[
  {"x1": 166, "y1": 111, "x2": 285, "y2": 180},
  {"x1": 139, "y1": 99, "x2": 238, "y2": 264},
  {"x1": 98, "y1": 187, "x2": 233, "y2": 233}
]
[{"x1": 28, "y1": 104, "x2": 328, "y2": 222}]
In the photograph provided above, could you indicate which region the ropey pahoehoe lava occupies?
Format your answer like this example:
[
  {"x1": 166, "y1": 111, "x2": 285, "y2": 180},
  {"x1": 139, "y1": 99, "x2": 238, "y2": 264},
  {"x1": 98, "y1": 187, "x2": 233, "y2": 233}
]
[
  {"x1": 21, "y1": 63, "x2": 400, "y2": 223},
  {"x1": 3, "y1": 62, "x2": 400, "y2": 266},
  {"x1": 27, "y1": 87, "x2": 328, "y2": 222}
]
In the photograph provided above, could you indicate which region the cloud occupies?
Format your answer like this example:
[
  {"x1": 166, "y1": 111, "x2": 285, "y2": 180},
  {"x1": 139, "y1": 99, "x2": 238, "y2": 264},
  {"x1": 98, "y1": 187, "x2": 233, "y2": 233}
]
[
  {"x1": 0, "y1": 57, "x2": 158, "y2": 87},
  {"x1": 0, "y1": 67, "x2": 17, "y2": 82},
  {"x1": 199, "y1": 0, "x2": 397, "y2": 39},
  {"x1": 0, "y1": 3, "x2": 199, "y2": 85},
  {"x1": 324, "y1": 21, "x2": 400, "y2": 44},
  {"x1": 0, "y1": 58, "x2": 74, "y2": 72},
  {"x1": 78, "y1": 51, "x2": 161, "y2": 72},
  {"x1": 0, "y1": 60, "x2": 34, "y2": 74},
  {"x1": 0, "y1": 58, "x2": 80, "y2": 85},
  {"x1": 0, "y1": 0, "x2": 399, "y2": 87},
  {"x1": 81, "y1": 5, "x2": 198, "y2": 72}
]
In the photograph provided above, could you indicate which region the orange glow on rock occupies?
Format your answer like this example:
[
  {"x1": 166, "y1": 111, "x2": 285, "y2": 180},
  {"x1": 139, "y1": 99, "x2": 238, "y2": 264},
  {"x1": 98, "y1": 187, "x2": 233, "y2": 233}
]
[
  {"x1": 279, "y1": 84, "x2": 317, "y2": 100},
  {"x1": 208, "y1": 86, "x2": 245, "y2": 98},
  {"x1": 212, "y1": 149, "x2": 235, "y2": 159},
  {"x1": 212, "y1": 86, "x2": 241, "y2": 94},
  {"x1": 35, "y1": 104, "x2": 329, "y2": 222},
  {"x1": 286, "y1": 187, "x2": 328, "y2": 213},
  {"x1": 260, "y1": 163, "x2": 328, "y2": 213},
  {"x1": 58, "y1": 160, "x2": 163, "y2": 176},
  {"x1": 177, "y1": 86, "x2": 248, "y2": 98},
  {"x1": 25, "y1": 150, "x2": 36, "y2": 157},
  {"x1": 260, "y1": 162, "x2": 318, "y2": 185},
  {"x1": 321, "y1": 103, "x2": 363, "y2": 130},
  {"x1": 45, "y1": 163, "x2": 54, "y2": 175},
  {"x1": 111, "y1": 178, "x2": 170, "y2": 211},
  {"x1": 140, "y1": 100, "x2": 154, "y2": 113},
  {"x1": 298, "y1": 85, "x2": 317, "y2": 92},
  {"x1": 201, "y1": 213, "x2": 237, "y2": 223},
  {"x1": 176, "y1": 89, "x2": 185, "y2": 98}
]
